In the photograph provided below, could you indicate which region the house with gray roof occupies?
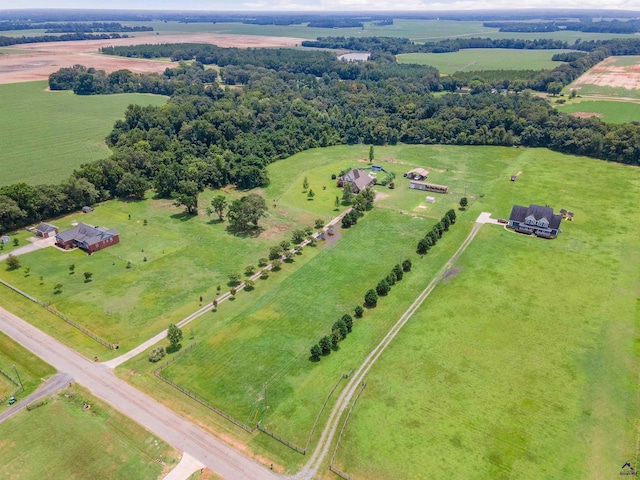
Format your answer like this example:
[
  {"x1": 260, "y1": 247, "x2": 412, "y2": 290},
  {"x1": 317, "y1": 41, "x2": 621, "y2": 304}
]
[
  {"x1": 338, "y1": 168, "x2": 374, "y2": 194},
  {"x1": 55, "y1": 223, "x2": 119, "y2": 253},
  {"x1": 508, "y1": 204, "x2": 562, "y2": 238},
  {"x1": 35, "y1": 222, "x2": 58, "y2": 238}
]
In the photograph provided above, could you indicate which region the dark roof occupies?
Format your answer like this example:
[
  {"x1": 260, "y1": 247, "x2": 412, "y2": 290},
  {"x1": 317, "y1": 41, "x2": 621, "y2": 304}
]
[
  {"x1": 56, "y1": 223, "x2": 118, "y2": 247},
  {"x1": 509, "y1": 204, "x2": 562, "y2": 229},
  {"x1": 82, "y1": 206, "x2": 94, "y2": 213},
  {"x1": 36, "y1": 222, "x2": 57, "y2": 233},
  {"x1": 342, "y1": 169, "x2": 373, "y2": 192}
]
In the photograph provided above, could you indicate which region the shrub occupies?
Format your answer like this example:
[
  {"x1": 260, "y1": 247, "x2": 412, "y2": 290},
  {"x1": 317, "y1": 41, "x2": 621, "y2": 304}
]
[
  {"x1": 332, "y1": 319, "x2": 348, "y2": 338},
  {"x1": 417, "y1": 238, "x2": 430, "y2": 255},
  {"x1": 354, "y1": 305, "x2": 364, "y2": 318},
  {"x1": 319, "y1": 335, "x2": 332, "y2": 355},
  {"x1": 386, "y1": 272, "x2": 396, "y2": 286},
  {"x1": 5, "y1": 255, "x2": 20, "y2": 270},
  {"x1": 393, "y1": 264, "x2": 404, "y2": 281},
  {"x1": 376, "y1": 279, "x2": 390, "y2": 296},
  {"x1": 148, "y1": 346, "x2": 166, "y2": 362},
  {"x1": 341, "y1": 314, "x2": 353, "y2": 333},
  {"x1": 364, "y1": 289, "x2": 378, "y2": 307},
  {"x1": 331, "y1": 173, "x2": 337, "y2": 180},
  {"x1": 402, "y1": 259, "x2": 412, "y2": 272},
  {"x1": 310, "y1": 344, "x2": 322, "y2": 360}
]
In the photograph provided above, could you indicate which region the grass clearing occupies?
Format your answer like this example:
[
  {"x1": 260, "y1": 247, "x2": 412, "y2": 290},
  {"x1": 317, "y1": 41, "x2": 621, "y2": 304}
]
[
  {"x1": 0, "y1": 384, "x2": 179, "y2": 479},
  {"x1": 334, "y1": 150, "x2": 640, "y2": 479},
  {"x1": 0, "y1": 81, "x2": 167, "y2": 187},
  {"x1": 397, "y1": 49, "x2": 573, "y2": 74},
  {"x1": 556, "y1": 99, "x2": 640, "y2": 123},
  {"x1": 0, "y1": 331, "x2": 54, "y2": 400}
]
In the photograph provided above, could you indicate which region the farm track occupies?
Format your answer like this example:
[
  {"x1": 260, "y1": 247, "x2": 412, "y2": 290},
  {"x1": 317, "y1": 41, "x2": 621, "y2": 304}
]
[{"x1": 298, "y1": 218, "x2": 484, "y2": 479}]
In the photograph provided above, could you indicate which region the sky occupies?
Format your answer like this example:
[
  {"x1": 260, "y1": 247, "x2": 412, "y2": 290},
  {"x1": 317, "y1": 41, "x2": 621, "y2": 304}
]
[{"x1": 6, "y1": 0, "x2": 640, "y2": 11}]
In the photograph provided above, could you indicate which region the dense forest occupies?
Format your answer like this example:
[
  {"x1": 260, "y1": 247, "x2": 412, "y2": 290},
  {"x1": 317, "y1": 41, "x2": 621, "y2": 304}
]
[
  {"x1": 484, "y1": 19, "x2": 640, "y2": 34},
  {"x1": 2, "y1": 44, "x2": 639, "y2": 234},
  {"x1": 0, "y1": 21, "x2": 152, "y2": 33}
]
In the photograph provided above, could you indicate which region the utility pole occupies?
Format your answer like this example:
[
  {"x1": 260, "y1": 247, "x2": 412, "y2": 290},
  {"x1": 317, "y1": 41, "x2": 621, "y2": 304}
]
[
  {"x1": 263, "y1": 382, "x2": 267, "y2": 410},
  {"x1": 13, "y1": 365, "x2": 23, "y2": 391}
]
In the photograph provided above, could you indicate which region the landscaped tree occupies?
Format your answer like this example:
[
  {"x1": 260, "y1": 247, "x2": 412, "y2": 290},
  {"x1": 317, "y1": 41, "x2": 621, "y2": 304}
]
[
  {"x1": 341, "y1": 183, "x2": 353, "y2": 204},
  {"x1": 227, "y1": 193, "x2": 268, "y2": 231},
  {"x1": 376, "y1": 279, "x2": 390, "y2": 296},
  {"x1": 446, "y1": 209, "x2": 457, "y2": 224},
  {"x1": 292, "y1": 229, "x2": 305, "y2": 244},
  {"x1": 364, "y1": 289, "x2": 378, "y2": 307},
  {"x1": 369, "y1": 145, "x2": 374, "y2": 162},
  {"x1": 433, "y1": 222, "x2": 444, "y2": 238},
  {"x1": 353, "y1": 193, "x2": 368, "y2": 213},
  {"x1": 245, "y1": 264, "x2": 255, "y2": 276},
  {"x1": 386, "y1": 272, "x2": 396, "y2": 286},
  {"x1": 209, "y1": 195, "x2": 228, "y2": 221},
  {"x1": 172, "y1": 180, "x2": 200, "y2": 214},
  {"x1": 271, "y1": 259, "x2": 282, "y2": 271},
  {"x1": 284, "y1": 250, "x2": 295, "y2": 263},
  {"x1": 426, "y1": 230, "x2": 438, "y2": 246},
  {"x1": 417, "y1": 238, "x2": 430, "y2": 255},
  {"x1": 402, "y1": 259, "x2": 412, "y2": 272},
  {"x1": 393, "y1": 264, "x2": 404, "y2": 281},
  {"x1": 459, "y1": 197, "x2": 468, "y2": 210},
  {"x1": 334, "y1": 196, "x2": 340, "y2": 210},
  {"x1": 332, "y1": 319, "x2": 348, "y2": 338},
  {"x1": 279, "y1": 240, "x2": 291, "y2": 251},
  {"x1": 341, "y1": 314, "x2": 353, "y2": 333},
  {"x1": 167, "y1": 324, "x2": 183, "y2": 349},
  {"x1": 310, "y1": 344, "x2": 322, "y2": 360},
  {"x1": 315, "y1": 218, "x2": 324, "y2": 229},
  {"x1": 302, "y1": 176, "x2": 309, "y2": 191},
  {"x1": 83, "y1": 272, "x2": 93, "y2": 283},
  {"x1": 5, "y1": 254, "x2": 20, "y2": 270},
  {"x1": 228, "y1": 272, "x2": 241, "y2": 285},
  {"x1": 441, "y1": 214, "x2": 451, "y2": 231},
  {"x1": 269, "y1": 246, "x2": 282, "y2": 260},
  {"x1": 307, "y1": 189, "x2": 315, "y2": 200},
  {"x1": 360, "y1": 188, "x2": 375, "y2": 210},
  {"x1": 319, "y1": 335, "x2": 332, "y2": 355},
  {"x1": 354, "y1": 305, "x2": 364, "y2": 318}
]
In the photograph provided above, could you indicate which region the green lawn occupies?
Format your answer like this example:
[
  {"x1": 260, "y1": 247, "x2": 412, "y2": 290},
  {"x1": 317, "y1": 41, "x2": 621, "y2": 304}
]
[
  {"x1": 0, "y1": 81, "x2": 167, "y2": 187},
  {"x1": 556, "y1": 99, "x2": 640, "y2": 123},
  {"x1": 397, "y1": 49, "x2": 573, "y2": 74},
  {"x1": 0, "y1": 384, "x2": 179, "y2": 479},
  {"x1": 0, "y1": 331, "x2": 54, "y2": 400},
  {"x1": 334, "y1": 149, "x2": 640, "y2": 479}
]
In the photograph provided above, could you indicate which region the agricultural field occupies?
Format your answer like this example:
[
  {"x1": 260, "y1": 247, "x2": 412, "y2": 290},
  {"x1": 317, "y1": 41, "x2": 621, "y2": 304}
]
[
  {"x1": 0, "y1": 384, "x2": 179, "y2": 479},
  {"x1": 334, "y1": 149, "x2": 640, "y2": 479},
  {"x1": 397, "y1": 48, "x2": 572, "y2": 74},
  {"x1": 556, "y1": 99, "x2": 640, "y2": 123},
  {"x1": 568, "y1": 55, "x2": 640, "y2": 100},
  {"x1": 0, "y1": 81, "x2": 167, "y2": 186},
  {"x1": 0, "y1": 331, "x2": 54, "y2": 400}
]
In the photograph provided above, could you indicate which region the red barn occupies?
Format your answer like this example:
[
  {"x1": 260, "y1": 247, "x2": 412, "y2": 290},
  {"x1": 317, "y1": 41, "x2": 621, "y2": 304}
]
[{"x1": 55, "y1": 223, "x2": 119, "y2": 254}]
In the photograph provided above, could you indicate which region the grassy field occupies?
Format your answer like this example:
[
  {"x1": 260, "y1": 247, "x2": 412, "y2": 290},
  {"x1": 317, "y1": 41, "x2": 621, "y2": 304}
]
[
  {"x1": 0, "y1": 331, "x2": 55, "y2": 400},
  {"x1": 556, "y1": 99, "x2": 640, "y2": 123},
  {"x1": 334, "y1": 149, "x2": 640, "y2": 479},
  {"x1": 565, "y1": 84, "x2": 640, "y2": 100},
  {"x1": 0, "y1": 384, "x2": 179, "y2": 479},
  {"x1": 397, "y1": 49, "x2": 572, "y2": 74},
  {"x1": 0, "y1": 81, "x2": 167, "y2": 187}
]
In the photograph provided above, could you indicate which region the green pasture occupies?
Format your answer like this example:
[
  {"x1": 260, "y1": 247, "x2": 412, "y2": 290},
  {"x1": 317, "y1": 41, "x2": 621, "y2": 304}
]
[
  {"x1": 0, "y1": 331, "x2": 54, "y2": 400},
  {"x1": 0, "y1": 81, "x2": 167, "y2": 187},
  {"x1": 397, "y1": 48, "x2": 572, "y2": 74},
  {"x1": 566, "y1": 83, "x2": 640, "y2": 100},
  {"x1": 335, "y1": 150, "x2": 640, "y2": 479},
  {"x1": 0, "y1": 384, "x2": 179, "y2": 479},
  {"x1": 556, "y1": 99, "x2": 640, "y2": 123}
]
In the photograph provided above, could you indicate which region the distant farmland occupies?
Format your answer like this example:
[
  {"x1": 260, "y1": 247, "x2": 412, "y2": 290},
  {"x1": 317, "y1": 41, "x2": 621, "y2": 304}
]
[
  {"x1": 397, "y1": 49, "x2": 573, "y2": 74},
  {"x1": 556, "y1": 99, "x2": 640, "y2": 123},
  {"x1": 0, "y1": 81, "x2": 166, "y2": 187}
]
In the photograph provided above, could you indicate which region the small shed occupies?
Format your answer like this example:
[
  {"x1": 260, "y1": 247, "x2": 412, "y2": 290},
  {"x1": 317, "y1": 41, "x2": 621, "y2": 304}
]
[
  {"x1": 82, "y1": 206, "x2": 94, "y2": 213},
  {"x1": 425, "y1": 196, "x2": 436, "y2": 204},
  {"x1": 371, "y1": 165, "x2": 383, "y2": 172},
  {"x1": 510, "y1": 175, "x2": 517, "y2": 182},
  {"x1": 0, "y1": 235, "x2": 9, "y2": 244},
  {"x1": 35, "y1": 222, "x2": 58, "y2": 238}
]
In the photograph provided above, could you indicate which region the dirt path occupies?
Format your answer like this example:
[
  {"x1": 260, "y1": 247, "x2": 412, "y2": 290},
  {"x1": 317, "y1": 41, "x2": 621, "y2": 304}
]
[
  {"x1": 297, "y1": 216, "x2": 486, "y2": 479},
  {"x1": 0, "y1": 306, "x2": 280, "y2": 480},
  {"x1": 0, "y1": 372, "x2": 71, "y2": 424}
]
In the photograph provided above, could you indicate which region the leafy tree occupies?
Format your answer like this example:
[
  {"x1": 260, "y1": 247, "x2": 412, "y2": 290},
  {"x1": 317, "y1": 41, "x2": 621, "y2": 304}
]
[
  {"x1": 307, "y1": 189, "x2": 315, "y2": 199},
  {"x1": 302, "y1": 176, "x2": 309, "y2": 191},
  {"x1": 354, "y1": 305, "x2": 364, "y2": 318},
  {"x1": 393, "y1": 264, "x2": 404, "y2": 281},
  {"x1": 547, "y1": 81, "x2": 563, "y2": 96},
  {"x1": 227, "y1": 193, "x2": 268, "y2": 231},
  {"x1": 69, "y1": 264, "x2": 75, "y2": 274},
  {"x1": 417, "y1": 238, "x2": 430, "y2": 255},
  {"x1": 341, "y1": 210, "x2": 359, "y2": 228},
  {"x1": 258, "y1": 257, "x2": 268, "y2": 267},
  {"x1": 441, "y1": 214, "x2": 451, "y2": 231},
  {"x1": 167, "y1": 324, "x2": 183, "y2": 348},
  {"x1": 402, "y1": 259, "x2": 412, "y2": 272},
  {"x1": 12, "y1": 238, "x2": 19, "y2": 246},
  {"x1": 115, "y1": 172, "x2": 148, "y2": 199},
  {"x1": 319, "y1": 335, "x2": 332, "y2": 355},
  {"x1": 83, "y1": 271, "x2": 93, "y2": 282},
  {"x1": 244, "y1": 279, "x2": 255, "y2": 291},
  {"x1": 332, "y1": 319, "x2": 348, "y2": 338},
  {"x1": 209, "y1": 195, "x2": 228, "y2": 221},
  {"x1": 5, "y1": 254, "x2": 20, "y2": 270},
  {"x1": 341, "y1": 183, "x2": 353, "y2": 205},
  {"x1": 426, "y1": 230, "x2": 438, "y2": 246},
  {"x1": 53, "y1": 282, "x2": 63, "y2": 294},
  {"x1": 446, "y1": 209, "x2": 457, "y2": 224},
  {"x1": 364, "y1": 289, "x2": 378, "y2": 307},
  {"x1": 376, "y1": 279, "x2": 390, "y2": 296},
  {"x1": 386, "y1": 272, "x2": 397, "y2": 286},
  {"x1": 284, "y1": 250, "x2": 295, "y2": 262},
  {"x1": 331, "y1": 330, "x2": 343, "y2": 347},
  {"x1": 433, "y1": 222, "x2": 444, "y2": 238},
  {"x1": 271, "y1": 259, "x2": 282, "y2": 271},
  {"x1": 334, "y1": 196, "x2": 340, "y2": 210},
  {"x1": 315, "y1": 218, "x2": 324, "y2": 229},
  {"x1": 269, "y1": 246, "x2": 282, "y2": 260},
  {"x1": 310, "y1": 344, "x2": 322, "y2": 360},
  {"x1": 369, "y1": 145, "x2": 374, "y2": 162},
  {"x1": 341, "y1": 314, "x2": 353, "y2": 333},
  {"x1": 292, "y1": 229, "x2": 305, "y2": 244},
  {"x1": 353, "y1": 194, "x2": 368, "y2": 213},
  {"x1": 245, "y1": 264, "x2": 255, "y2": 276},
  {"x1": 172, "y1": 180, "x2": 199, "y2": 214},
  {"x1": 228, "y1": 272, "x2": 241, "y2": 285},
  {"x1": 459, "y1": 197, "x2": 468, "y2": 209},
  {"x1": 279, "y1": 240, "x2": 291, "y2": 251}
]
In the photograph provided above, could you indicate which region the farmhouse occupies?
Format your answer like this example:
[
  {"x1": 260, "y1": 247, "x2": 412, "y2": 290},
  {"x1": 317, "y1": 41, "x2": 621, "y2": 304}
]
[
  {"x1": 508, "y1": 204, "x2": 562, "y2": 238},
  {"x1": 409, "y1": 181, "x2": 449, "y2": 194},
  {"x1": 34, "y1": 222, "x2": 58, "y2": 238},
  {"x1": 338, "y1": 168, "x2": 375, "y2": 193},
  {"x1": 55, "y1": 223, "x2": 119, "y2": 253},
  {"x1": 405, "y1": 168, "x2": 429, "y2": 181}
]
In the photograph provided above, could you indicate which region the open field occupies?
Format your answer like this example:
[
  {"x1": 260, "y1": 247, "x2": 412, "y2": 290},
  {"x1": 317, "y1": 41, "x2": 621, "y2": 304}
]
[
  {"x1": 334, "y1": 149, "x2": 640, "y2": 479},
  {"x1": 556, "y1": 99, "x2": 640, "y2": 123},
  {"x1": 0, "y1": 331, "x2": 54, "y2": 400},
  {"x1": 0, "y1": 384, "x2": 179, "y2": 479},
  {"x1": 0, "y1": 81, "x2": 166, "y2": 186},
  {"x1": 569, "y1": 55, "x2": 640, "y2": 99},
  {"x1": 397, "y1": 48, "x2": 572, "y2": 74}
]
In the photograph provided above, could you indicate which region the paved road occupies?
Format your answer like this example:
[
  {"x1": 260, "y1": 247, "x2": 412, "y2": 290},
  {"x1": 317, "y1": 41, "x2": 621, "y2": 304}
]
[
  {"x1": 0, "y1": 306, "x2": 280, "y2": 480},
  {"x1": 298, "y1": 217, "x2": 486, "y2": 479},
  {"x1": 0, "y1": 372, "x2": 72, "y2": 424},
  {"x1": 0, "y1": 236, "x2": 55, "y2": 262}
]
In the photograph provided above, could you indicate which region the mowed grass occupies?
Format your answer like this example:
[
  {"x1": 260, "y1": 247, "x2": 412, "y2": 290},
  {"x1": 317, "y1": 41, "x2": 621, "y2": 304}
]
[
  {"x1": 0, "y1": 81, "x2": 167, "y2": 187},
  {"x1": 0, "y1": 331, "x2": 54, "y2": 399},
  {"x1": 397, "y1": 49, "x2": 572, "y2": 74},
  {"x1": 0, "y1": 384, "x2": 179, "y2": 479},
  {"x1": 335, "y1": 150, "x2": 640, "y2": 478},
  {"x1": 556, "y1": 99, "x2": 640, "y2": 123}
]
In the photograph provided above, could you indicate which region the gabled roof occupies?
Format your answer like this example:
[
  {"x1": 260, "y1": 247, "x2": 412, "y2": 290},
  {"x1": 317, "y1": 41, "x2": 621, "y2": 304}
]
[
  {"x1": 408, "y1": 168, "x2": 429, "y2": 177},
  {"x1": 36, "y1": 222, "x2": 57, "y2": 233},
  {"x1": 342, "y1": 169, "x2": 373, "y2": 192},
  {"x1": 56, "y1": 223, "x2": 118, "y2": 247},
  {"x1": 509, "y1": 204, "x2": 562, "y2": 229}
]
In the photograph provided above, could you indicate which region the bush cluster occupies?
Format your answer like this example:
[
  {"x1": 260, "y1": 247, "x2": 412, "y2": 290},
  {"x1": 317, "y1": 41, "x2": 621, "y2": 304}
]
[
  {"x1": 148, "y1": 346, "x2": 166, "y2": 362},
  {"x1": 311, "y1": 314, "x2": 354, "y2": 360},
  {"x1": 417, "y1": 210, "x2": 456, "y2": 255}
]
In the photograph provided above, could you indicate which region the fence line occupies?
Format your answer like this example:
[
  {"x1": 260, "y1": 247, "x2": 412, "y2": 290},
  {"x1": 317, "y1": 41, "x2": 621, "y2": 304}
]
[
  {"x1": 257, "y1": 423, "x2": 306, "y2": 455},
  {"x1": 329, "y1": 381, "x2": 367, "y2": 478},
  {"x1": 0, "y1": 367, "x2": 19, "y2": 387},
  {"x1": 0, "y1": 279, "x2": 117, "y2": 350},
  {"x1": 154, "y1": 343, "x2": 257, "y2": 434},
  {"x1": 305, "y1": 368, "x2": 354, "y2": 453}
]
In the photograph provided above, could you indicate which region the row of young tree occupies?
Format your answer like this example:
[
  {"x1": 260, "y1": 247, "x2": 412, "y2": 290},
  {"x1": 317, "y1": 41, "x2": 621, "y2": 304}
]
[{"x1": 416, "y1": 209, "x2": 457, "y2": 255}]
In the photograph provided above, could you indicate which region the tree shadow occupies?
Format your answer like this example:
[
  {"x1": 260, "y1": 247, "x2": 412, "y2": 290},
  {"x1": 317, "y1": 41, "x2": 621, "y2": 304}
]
[
  {"x1": 225, "y1": 224, "x2": 263, "y2": 238},
  {"x1": 170, "y1": 211, "x2": 197, "y2": 222},
  {"x1": 207, "y1": 218, "x2": 224, "y2": 225},
  {"x1": 166, "y1": 344, "x2": 181, "y2": 354}
]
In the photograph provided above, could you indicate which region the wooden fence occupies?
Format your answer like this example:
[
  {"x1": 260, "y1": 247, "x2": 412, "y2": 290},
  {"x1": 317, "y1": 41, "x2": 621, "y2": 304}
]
[
  {"x1": 0, "y1": 367, "x2": 20, "y2": 387},
  {"x1": 258, "y1": 423, "x2": 306, "y2": 455},
  {"x1": 0, "y1": 279, "x2": 117, "y2": 350},
  {"x1": 329, "y1": 381, "x2": 367, "y2": 480}
]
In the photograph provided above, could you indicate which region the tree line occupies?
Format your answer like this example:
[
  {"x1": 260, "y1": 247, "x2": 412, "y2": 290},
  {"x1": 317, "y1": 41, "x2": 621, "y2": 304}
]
[
  {"x1": 0, "y1": 21, "x2": 152, "y2": 33},
  {"x1": 484, "y1": 19, "x2": 640, "y2": 34},
  {"x1": 0, "y1": 32, "x2": 128, "y2": 48}
]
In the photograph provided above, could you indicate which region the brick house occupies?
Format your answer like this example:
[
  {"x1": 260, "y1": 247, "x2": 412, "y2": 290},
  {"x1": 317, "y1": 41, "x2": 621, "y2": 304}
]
[{"x1": 55, "y1": 223, "x2": 119, "y2": 253}]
